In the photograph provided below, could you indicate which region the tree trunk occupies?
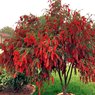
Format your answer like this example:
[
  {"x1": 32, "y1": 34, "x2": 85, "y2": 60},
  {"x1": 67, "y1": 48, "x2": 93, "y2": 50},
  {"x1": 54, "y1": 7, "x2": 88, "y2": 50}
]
[{"x1": 63, "y1": 85, "x2": 67, "y2": 95}]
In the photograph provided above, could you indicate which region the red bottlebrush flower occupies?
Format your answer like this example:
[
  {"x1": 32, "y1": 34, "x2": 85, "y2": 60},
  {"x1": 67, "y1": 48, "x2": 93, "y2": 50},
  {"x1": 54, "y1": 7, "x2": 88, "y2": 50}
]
[
  {"x1": 17, "y1": 61, "x2": 22, "y2": 67},
  {"x1": 21, "y1": 51, "x2": 27, "y2": 64},
  {"x1": 44, "y1": 53, "x2": 48, "y2": 59},
  {"x1": 23, "y1": 15, "x2": 28, "y2": 19},
  {"x1": 92, "y1": 77, "x2": 95, "y2": 82},
  {"x1": 24, "y1": 35, "x2": 36, "y2": 46},
  {"x1": 72, "y1": 49, "x2": 78, "y2": 61},
  {"x1": 67, "y1": 58, "x2": 74, "y2": 63},
  {"x1": 8, "y1": 44, "x2": 14, "y2": 50},
  {"x1": 43, "y1": 73, "x2": 47, "y2": 78},
  {"x1": 51, "y1": 76, "x2": 54, "y2": 84},
  {"x1": 48, "y1": 46, "x2": 53, "y2": 52},
  {"x1": 13, "y1": 50, "x2": 19, "y2": 56},
  {"x1": 20, "y1": 16, "x2": 23, "y2": 21},
  {"x1": 37, "y1": 62, "x2": 41, "y2": 69},
  {"x1": 45, "y1": 59, "x2": 49, "y2": 68},
  {"x1": 13, "y1": 73, "x2": 17, "y2": 78},
  {"x1": 51, "y1": 52, "x2": 54, "y2": 60},
  {"x1": 68, "y1": 8, "x2": 70, "y2": 12},
  {"x1": 93, "y1": 69, "x2": 95, "y2": 74},
  {"x1": 22, "y1": 56, "x2": 27, "y2": 64},
  {"x1": 0, "y1": 55, "x2": 3, "y2": 63},
  {"x1": 19, "y1": 67, "x2": 24, "y2": 73}
]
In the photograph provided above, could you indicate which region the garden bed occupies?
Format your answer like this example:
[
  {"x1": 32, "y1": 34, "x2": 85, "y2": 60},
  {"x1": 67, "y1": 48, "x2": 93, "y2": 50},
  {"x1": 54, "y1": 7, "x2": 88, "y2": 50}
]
[{"x1": 0, "y1": 84, "x2": 35, "y2": 95}]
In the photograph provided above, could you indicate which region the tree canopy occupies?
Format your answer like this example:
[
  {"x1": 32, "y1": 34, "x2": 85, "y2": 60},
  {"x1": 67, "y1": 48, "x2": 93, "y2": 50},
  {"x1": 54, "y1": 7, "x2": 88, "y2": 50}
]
[{"x1": 0, "y1": 0, "x2": 95, "y2": 95}]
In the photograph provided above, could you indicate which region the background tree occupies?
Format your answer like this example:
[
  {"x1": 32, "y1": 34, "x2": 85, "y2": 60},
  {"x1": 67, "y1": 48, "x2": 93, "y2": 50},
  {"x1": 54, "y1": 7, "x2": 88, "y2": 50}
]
[{"x1": 0, "y1": 26, "x2": 14, "y2": 36}]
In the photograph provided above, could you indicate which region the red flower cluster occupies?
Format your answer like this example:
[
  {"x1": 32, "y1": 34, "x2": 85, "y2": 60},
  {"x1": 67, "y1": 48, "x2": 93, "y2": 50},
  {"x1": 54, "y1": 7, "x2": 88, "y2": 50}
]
[{"x1": 24, "y1": 34, "x2": 36, "y2": 46}]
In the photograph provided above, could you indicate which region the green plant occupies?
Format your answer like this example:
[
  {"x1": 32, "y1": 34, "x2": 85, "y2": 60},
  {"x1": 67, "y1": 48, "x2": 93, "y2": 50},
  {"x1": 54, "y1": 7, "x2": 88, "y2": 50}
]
[
  {"x1": 9, "y1": 72, "x2": 30, "y2": 92},
  {"x1": 0, "y1": 69, "x2": 12, "y2": 91},
  {"x1": 0, "y1": 68, "x2": 31, "y2": 92}
]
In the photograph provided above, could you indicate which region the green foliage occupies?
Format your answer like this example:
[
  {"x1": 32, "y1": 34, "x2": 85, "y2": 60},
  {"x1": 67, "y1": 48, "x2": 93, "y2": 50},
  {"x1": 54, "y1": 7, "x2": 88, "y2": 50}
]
[
  {"x1": 34, "y1": 72, "x2": 95, "y2": 95},
  {"x1": 9, "y1": 73, "x2": 30, "y2": 91},
  {"x1": 39, "y1": 16, "x2": 46, "y2": 25},
  {"x1": 0, "y1": 69, "x2": 31, "y2": 92},
  {"x1": 0, "y1": 69, "x2": 12, "y2": 91}
]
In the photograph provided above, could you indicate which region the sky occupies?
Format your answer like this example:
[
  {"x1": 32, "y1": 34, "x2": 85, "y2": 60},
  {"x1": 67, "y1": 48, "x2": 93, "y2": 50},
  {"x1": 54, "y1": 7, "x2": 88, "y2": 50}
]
[{"x1": 0, "y1": 0, "x2": 95, "y2": 29}]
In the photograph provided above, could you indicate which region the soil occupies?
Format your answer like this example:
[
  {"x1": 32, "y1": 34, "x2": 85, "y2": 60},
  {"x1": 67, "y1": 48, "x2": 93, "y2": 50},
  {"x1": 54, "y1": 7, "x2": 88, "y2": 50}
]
[
  {"x1": 57, "y1": 92, "x2": 75, "y2": 95},
  {"x1": 0, "y1": 84, "x2": 35, "y2": 95}
]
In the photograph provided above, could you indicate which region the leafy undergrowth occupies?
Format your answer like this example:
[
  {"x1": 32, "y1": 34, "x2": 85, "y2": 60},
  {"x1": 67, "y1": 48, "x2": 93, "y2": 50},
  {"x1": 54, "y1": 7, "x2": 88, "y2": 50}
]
[{"x1": 33, "y1": 72, "x2": 95, "y2": 95}]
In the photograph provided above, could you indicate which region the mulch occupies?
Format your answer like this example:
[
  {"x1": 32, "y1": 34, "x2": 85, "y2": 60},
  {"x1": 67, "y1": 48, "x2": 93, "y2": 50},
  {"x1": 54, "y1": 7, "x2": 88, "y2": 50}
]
[
  {"x1": 0, "y1": 84, "x2": 35, "y2": 95},
  {"x1": 57, "y1": 92, "x2": 75, "y2": 95}
]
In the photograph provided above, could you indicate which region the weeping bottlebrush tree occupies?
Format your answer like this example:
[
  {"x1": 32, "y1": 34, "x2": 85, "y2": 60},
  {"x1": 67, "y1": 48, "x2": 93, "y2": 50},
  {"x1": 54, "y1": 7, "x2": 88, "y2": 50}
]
[{"x1": 0, "y1": 0, "x2": 95, "y2": 95}]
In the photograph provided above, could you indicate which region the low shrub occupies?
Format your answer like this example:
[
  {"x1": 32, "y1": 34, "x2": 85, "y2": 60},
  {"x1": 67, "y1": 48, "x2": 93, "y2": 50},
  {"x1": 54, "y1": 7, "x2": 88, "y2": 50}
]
[{"x1": 0, "y1": 68, "x2": 31, "y2": 92}]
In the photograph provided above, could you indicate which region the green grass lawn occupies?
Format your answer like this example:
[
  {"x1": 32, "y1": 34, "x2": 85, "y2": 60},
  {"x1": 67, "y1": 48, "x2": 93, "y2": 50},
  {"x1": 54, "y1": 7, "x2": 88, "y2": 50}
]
[{"x1": 33, "y1": 72, "x2": 95, "y2": 95}]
